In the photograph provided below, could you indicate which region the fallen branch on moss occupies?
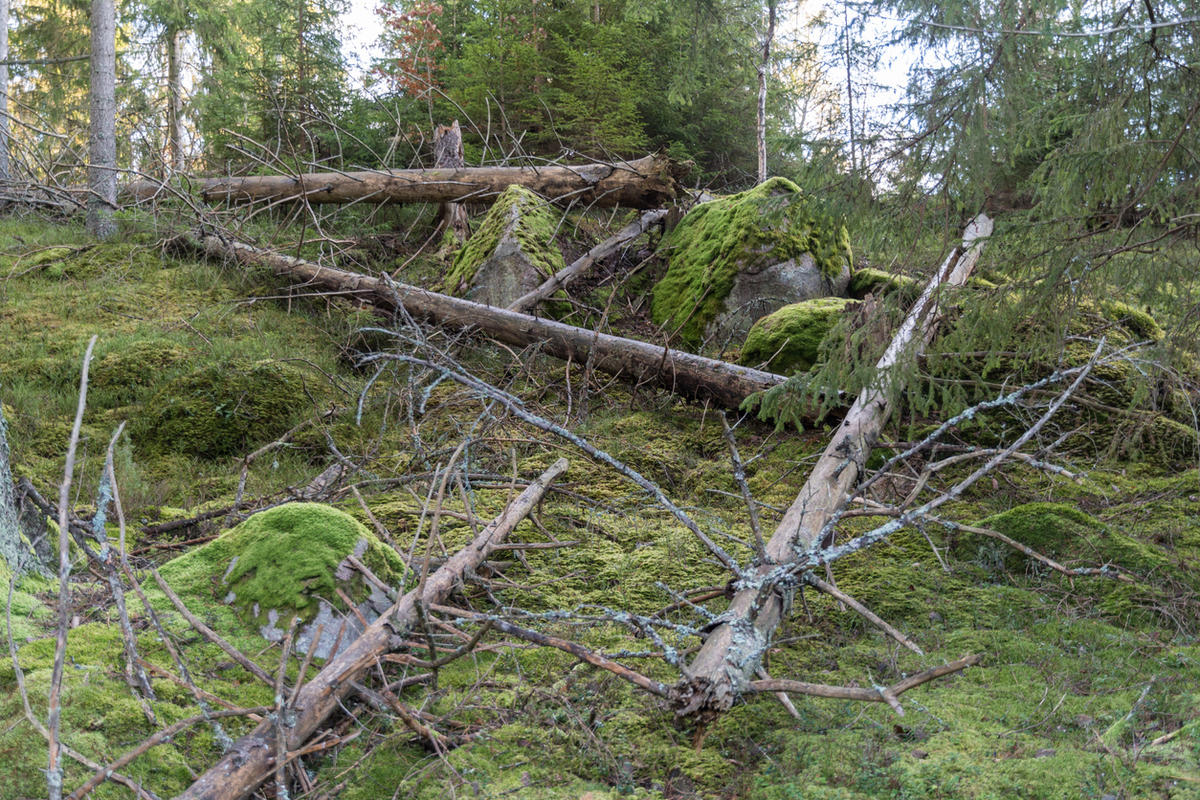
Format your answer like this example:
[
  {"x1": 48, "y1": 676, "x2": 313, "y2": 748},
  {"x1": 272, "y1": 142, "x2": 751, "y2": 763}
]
[
  {"x1": 747, "y1": 653, "x2": 982, "y2": 714},
  {"x1": 173, "y1": 457, "x2": 568, "y2": 800},
  {"x1": 176, "y1": 230, "x2": 786, "y2": 409},
  {"x1": 672, "y1": 213, "x2": 995, "y2": 718}
]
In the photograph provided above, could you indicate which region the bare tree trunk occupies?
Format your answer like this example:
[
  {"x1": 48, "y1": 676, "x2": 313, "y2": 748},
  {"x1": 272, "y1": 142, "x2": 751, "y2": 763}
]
[
  {"x1": 0, "y1": 0, "x2": 10, "y2": 185},
  {"x1": 87, "y1": 0, "x2": 118, "y2": 238},
  {"x1": 172, "y1": 458, "x2": 569, "y2": 800},
  {"x1": 433, "y1": 120, "x2": 469, "y2": 242},
  {"x1": 124, "y1": 154, "x2": 685, "y2": 209},
  {"x1": 178, "y1": 232, "x2": 786, "y2": 409},
  {"x1": 672, "y1": 214, "x2": 993, "y2": 718},
  {"x1": 166, "y1": 26, "x2": 185, "y2": 174},
  {"x1": 756, "y1": 0, "x2": 777, "y2": 184}
]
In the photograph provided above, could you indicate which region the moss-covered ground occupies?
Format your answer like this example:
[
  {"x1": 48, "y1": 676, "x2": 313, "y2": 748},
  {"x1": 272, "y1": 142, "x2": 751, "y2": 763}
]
[{"x1": 0, "y1": 212, "x2": 1197, "y2": 799}]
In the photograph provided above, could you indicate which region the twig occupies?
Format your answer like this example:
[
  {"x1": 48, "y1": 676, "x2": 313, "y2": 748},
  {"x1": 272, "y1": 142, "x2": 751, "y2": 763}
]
[
  {"x1": 149, "y1": 568, "x2": 277, "y2": 686},
  {"x1": 48, "y1": 334, "x2": 96, "y2": 800},
  {"x1": 747, "y1": 654, "x2": 982, "y2": 715},
  {"x1": 803, "y1": 573, "x2": 924, "y2": 655},
  {"x1": 720, "y1": 412, "x2": 766, "y2": 561},
  {"x1": 67, "y1": 705, "x2": 274, "y2": 800}
]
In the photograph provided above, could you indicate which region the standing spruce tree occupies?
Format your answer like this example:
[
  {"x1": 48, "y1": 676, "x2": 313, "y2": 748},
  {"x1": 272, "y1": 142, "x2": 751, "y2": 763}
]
[{"x1": 87, "y1": 0, "x2": 117, "y2": 238}]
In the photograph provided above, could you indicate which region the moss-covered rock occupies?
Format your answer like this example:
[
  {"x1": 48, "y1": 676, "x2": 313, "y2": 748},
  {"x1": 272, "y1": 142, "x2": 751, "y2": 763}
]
[
  {"x1": 134, "y1": 360, "x2": 312, "y2": 458},
  {"x1": 739, "y1": 297, "x2": 852, "y2": 374},
  {"x1": 446, "y1": 185, "x2": 565, "y2": 306},
  {"x1": 160, "y1": 502, "x2": 407, "y2": 656},
  {"x1": 847, "y1": 267, "x2": 921, "y2": 301},
  {"x1": 1099, "y1": 300, "x2": 1164, "y2": 341},
  {"x1": 651, "y1": 178, "x2": 852, "y2": 346}
]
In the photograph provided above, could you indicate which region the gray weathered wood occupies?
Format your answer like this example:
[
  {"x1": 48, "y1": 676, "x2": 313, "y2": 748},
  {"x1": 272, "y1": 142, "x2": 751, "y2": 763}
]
[
  {"x1": 180, "y1": 232, "x2": 787, "y2": 410},
  {"x1": 672, "y1": 214, "x2": 994, "y2": 718}
]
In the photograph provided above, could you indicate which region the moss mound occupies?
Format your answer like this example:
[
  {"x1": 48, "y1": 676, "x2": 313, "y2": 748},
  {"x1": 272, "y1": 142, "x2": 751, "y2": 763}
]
[
  {"x1": 134, "y1": 360, "x2": 311, "y2": 458},
  {"x1": 739, "y1": 297, "x2": 851, "y2": 373},
  {"x1": 651, "y1": 178, "x2": 852, "y2": 344},
  {"x1": 1099, "y1": 300, "x2": 1163, "y2": 341},
  {"x1": 159, "y1": 502, "x2": 406, "y2": 623},
  {"x1": 91, "y1": 339, "x2": 189, "y2": 404},
  {"x1": 446, "y1": 185, "x2": 564, "y2": 295}
]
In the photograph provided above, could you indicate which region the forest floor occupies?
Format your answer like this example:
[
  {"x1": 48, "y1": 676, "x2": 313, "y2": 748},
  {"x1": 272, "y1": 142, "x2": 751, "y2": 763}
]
[{"x1": 0, "y1": 211, "x2": 1197, "y2": 799}]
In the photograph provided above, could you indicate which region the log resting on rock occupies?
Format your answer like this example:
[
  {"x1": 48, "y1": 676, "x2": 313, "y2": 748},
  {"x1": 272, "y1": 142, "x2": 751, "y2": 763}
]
[{"x1": 177, "y1": 231, "x2": 786, "y2": 410}]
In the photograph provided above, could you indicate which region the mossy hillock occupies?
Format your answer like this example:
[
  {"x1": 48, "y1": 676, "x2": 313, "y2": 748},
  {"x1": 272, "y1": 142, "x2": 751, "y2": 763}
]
[
  {"x1": 134, "y1": 360, "x2": 314, "y2": 458},
  {"x1": 160, "y1": 502, "x2": 406, "y2": 630},
  {"x1": 1, "y1": 214, "x2": 1199, "y2": 800},
  {"x1": 650, "y1": 177, "x2": 852, "y2": 345}
]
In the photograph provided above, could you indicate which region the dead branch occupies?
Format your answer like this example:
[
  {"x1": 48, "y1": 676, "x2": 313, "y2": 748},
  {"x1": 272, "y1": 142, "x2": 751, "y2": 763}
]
[
  {"x1": 747, "y1": 653, "x2": 982, "y2": 714},
  {"x1": 507, "y1": 207, "x2": 668, "y2": 312},
  {"x1": 48, "y1": 335, "x2": 96, "y2": 800},
  {"x1": 174, "y1": 457, "x2": 568, "y2": 800}
]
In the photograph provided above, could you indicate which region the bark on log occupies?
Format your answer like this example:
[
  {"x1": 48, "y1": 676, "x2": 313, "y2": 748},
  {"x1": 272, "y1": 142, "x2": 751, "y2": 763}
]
[
  {"x1": 433, "y1": 121, "x2": 470, "y2": 242},
  {"x1": 507, "y1": 207, "x2": 668, "y2": 313},
  {"x1": 671, "y1": 214, "x2": 993, "y2": 719},
  {"x1": 127, "y1": 154, "x2": 685, "y2": 209},
  {"x1": 171, "y1": 458, "x2": 568, "y2": 800},
  {"x1": 177, "y1": 232, "x2": 785, "y2": 409}
]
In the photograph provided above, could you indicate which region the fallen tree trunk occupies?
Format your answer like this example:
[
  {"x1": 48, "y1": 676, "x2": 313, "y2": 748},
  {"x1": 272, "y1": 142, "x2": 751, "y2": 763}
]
[
  {"x1": 672, "y1": 213, "x2": 994, "y2": 718},
  {"x1": 126, "y1": 154, "x2": 684, "y2": 209},
  {"x1": 167, "y1": 457, "x2": 568, "y2": 800},
  {"x1": 177, "y1": 232, "x2": 786, "y2": 409},
  {"x1": 507, "y1": 207, "x2": 668, "y2": 313}
]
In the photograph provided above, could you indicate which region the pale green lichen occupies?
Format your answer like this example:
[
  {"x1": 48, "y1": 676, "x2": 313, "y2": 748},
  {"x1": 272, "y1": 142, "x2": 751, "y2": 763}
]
[
  {"x1": 446, "y1": 185, "x2": 565, "y2": 295},
  {"x1": 651, "y1": 178, "x2": 852, "y2": 344},
  {"x1": 159, "y1": 502, "x2": 406, "y2": 623},
  {"x1": 739, "y1": 297, "x2": 851, "y2": 374}
]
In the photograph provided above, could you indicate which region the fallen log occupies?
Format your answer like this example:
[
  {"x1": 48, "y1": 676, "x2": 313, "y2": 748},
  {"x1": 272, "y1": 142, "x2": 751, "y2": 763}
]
[
  {"x1": 507, "y1": 207, "x2": 668, "y2": 313},
  {"x1": 165, "y1": 457, "x2": 568, "y2": 800},
  {"x1": 671, "y1": 213, "x2": 994, "y2": 718},
  {"x1": 176, "y1": 231, "x2": 786, "y2": 409},
  {"x1": 126, "y1": 154, "x2": 685, "y2": 209}
]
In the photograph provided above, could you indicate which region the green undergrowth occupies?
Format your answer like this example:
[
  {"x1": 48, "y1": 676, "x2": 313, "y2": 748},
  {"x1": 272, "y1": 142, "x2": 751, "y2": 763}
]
[
  {"x1": 1, "y1": 214, "x2": 1199, "y2": 799},
  {"x1": 651, "y1": 178, "x2": 852, "y2": 345}
]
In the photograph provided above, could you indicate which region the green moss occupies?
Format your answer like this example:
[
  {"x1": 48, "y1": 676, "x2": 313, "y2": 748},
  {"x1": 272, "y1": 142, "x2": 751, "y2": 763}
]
[
  {"x1": 446, "y1": 185, "x2": 565, "y2": 294},
  {"x1": 847, "y1": 267, "x2": 921, "y2": 301},
  {"x1": 159, "y1": 502, "x2": 406, "y2": 623},
  {"x1": 651, "y1": 178, "x2": 852, "y2": 344},
  {"x1": 1099, "y1": 300, "x2": 1164, "y2": 341},
  {"x1": 91, "y1": 339, "x2": 190, "y2": 405},
  {"x1": 739, "y1": 297, "x2": 851, "y2": 373},
  {"x1": 133, "y1": 360, "x2": 313, "y2": 458}
]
